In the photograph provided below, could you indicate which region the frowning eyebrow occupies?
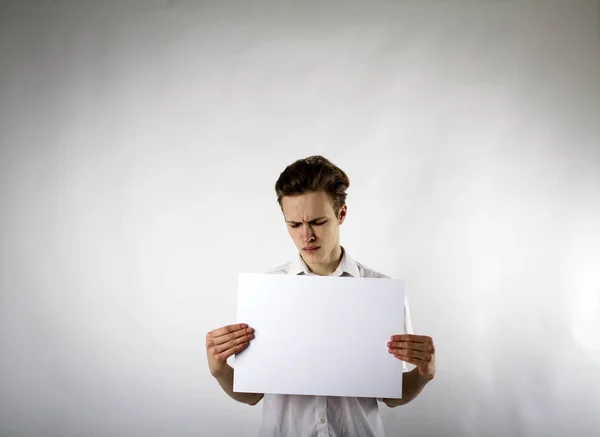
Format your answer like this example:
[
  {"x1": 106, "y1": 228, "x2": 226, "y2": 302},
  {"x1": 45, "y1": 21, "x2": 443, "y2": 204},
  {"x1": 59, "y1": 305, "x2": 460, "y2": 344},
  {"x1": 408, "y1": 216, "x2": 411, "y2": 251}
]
[{"x1": 286, "y1": 216, "x2": 327, "y2": 225}]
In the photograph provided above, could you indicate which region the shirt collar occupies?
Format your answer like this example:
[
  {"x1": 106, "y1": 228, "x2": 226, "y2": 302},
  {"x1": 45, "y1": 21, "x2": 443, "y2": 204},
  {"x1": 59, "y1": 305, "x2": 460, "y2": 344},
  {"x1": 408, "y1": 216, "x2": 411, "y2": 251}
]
[{"x1": 288, "y1": 246, "x2": 360, "y2": 278}]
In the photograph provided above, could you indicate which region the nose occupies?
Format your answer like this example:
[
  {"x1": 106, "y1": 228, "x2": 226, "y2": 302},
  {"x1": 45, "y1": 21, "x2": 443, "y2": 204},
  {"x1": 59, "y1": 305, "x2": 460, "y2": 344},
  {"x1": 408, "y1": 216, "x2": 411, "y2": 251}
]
[{"x1": 300, "y1": 224, "x2": 315, "y2": 243}]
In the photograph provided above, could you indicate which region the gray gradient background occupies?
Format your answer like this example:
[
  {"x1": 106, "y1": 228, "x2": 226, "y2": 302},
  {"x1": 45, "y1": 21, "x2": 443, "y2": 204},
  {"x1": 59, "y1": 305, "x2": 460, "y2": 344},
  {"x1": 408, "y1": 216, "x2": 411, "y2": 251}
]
[{"x1": 1, "y1": 1, "x2": 599, "y2": 436}]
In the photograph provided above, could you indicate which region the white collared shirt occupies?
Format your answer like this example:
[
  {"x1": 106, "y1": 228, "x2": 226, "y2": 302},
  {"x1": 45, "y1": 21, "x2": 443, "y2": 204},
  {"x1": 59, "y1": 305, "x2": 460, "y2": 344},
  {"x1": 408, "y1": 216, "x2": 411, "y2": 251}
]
[{"x1": 257, "y1": 247, "x2": 413, "y2": 437}]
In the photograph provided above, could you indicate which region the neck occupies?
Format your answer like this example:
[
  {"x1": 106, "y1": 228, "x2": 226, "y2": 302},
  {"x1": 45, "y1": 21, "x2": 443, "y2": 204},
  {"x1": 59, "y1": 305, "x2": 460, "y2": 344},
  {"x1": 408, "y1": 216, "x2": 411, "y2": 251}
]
[{"x1": 305, "y1": 245, "x2": 343, "y2": 276}]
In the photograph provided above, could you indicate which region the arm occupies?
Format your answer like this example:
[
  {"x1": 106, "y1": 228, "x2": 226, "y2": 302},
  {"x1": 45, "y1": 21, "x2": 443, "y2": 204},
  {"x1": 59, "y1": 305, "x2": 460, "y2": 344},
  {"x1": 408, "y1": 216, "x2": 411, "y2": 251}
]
[
  {"x1": 206, "y1": 323, "x2": 263, "y2": 406},
  {"x1": 383, "y1": 367, "x2": 433, "y2": 407},
  {"x1": 213, "y1": 363, "x2": 264, "y2": 406},
  {"x1": 384, "y1": 334, "x2": 436, "y2": 407}
]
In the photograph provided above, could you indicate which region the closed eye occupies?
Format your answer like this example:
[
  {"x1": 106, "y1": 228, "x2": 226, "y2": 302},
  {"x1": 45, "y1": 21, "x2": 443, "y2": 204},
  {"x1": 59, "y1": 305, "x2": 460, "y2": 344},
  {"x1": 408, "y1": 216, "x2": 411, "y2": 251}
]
[{"x1": 288, "y1": 220, "x2": 327, "y2": 228}]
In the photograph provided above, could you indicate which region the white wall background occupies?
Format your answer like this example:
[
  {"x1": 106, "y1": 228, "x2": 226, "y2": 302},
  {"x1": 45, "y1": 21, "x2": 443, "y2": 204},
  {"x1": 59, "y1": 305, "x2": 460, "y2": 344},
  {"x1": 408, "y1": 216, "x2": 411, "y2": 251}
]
[{"x1": 1, "y1": 1, "x2": 599, "y2": 436}]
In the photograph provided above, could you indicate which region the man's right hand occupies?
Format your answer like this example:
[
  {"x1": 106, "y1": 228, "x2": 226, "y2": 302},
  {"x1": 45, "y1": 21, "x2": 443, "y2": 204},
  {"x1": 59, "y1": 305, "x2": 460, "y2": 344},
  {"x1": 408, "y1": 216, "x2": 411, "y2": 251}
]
[{"x1": 206, "y1": 323, "x2": 255, "y2": 377}]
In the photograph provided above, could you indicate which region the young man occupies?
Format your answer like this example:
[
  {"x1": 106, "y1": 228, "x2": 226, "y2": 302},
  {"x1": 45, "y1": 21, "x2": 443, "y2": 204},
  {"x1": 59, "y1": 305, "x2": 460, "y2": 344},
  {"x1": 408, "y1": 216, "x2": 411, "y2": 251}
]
[{"x1": 206, "y1": 156, "x2": 436, "y2": 437}]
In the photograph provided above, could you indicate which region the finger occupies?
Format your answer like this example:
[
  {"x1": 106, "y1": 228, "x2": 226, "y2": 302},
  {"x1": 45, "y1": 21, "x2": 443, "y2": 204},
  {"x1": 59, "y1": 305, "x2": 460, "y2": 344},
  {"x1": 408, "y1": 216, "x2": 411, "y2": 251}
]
[
  {"x1": 390, "y1": 349, "x2": 433, "y2": 362},
  {"x1": 388, "y1": 347, "x2": 429, "y2": 360},
  {"x1": 208, "y1": 323, "x2": 248, "y2": 339},
  {"x1": 211, "y1": 327, "x2": 252, "y2": 346},
  {"x1": 390, "y1": 334, "x2": 432, "y2": 343},
  {"x1": 217, "y1": 341, "x2": 250, "y2": 361},
  {"x1": 393, "y1": 354, "x2": 423, "y2": 365},
  {"x1": 213, "y1": 332, "x2": 255, "y2": 354},
  {"x1": 388, "y1": 341, "x2": 435, "y2": 353},
  {"x1": 208, "y1": 325, "x2": 254, "y2": 346}
]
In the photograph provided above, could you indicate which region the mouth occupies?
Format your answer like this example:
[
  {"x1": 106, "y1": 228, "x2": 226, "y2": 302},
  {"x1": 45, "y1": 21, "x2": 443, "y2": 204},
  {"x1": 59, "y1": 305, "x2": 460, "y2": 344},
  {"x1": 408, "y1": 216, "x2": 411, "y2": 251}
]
[{"x1": 303, "y1": 246, "x2": 320, "y2": 253}]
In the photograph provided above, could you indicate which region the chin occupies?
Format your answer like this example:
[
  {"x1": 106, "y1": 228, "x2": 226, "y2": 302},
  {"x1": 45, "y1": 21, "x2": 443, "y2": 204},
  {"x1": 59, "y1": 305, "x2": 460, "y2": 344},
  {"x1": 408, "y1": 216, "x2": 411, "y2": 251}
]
[{"x1": 307, "y1": 250, "x2": 326, "y2": 262}]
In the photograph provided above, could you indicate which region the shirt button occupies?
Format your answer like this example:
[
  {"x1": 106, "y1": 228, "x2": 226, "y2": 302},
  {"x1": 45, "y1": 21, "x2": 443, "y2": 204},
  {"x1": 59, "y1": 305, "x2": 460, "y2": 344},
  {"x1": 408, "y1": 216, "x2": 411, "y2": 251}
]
[{"x1": 320, "y1": 418, "x2": 326, "y2": 424}]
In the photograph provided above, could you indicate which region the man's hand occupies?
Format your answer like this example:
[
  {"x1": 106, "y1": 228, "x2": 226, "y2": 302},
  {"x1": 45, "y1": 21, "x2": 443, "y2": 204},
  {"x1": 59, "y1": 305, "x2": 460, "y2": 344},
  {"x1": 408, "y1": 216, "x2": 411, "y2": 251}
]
[
  {"x1": 206, "y1": 323, "x2": 255, "y2": 377},
  {"x1": 388, "y1": 334, "x2": 436, "y2": 380}
]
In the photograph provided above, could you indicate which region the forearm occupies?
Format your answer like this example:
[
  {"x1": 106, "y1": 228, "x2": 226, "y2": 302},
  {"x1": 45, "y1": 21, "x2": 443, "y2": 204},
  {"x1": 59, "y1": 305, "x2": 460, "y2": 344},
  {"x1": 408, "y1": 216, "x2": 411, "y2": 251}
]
[
  {"x1": 383, "y1": 367, "x2": 433, "y2": 407},
  {"x1": 214, "y1": 363, "x2": 264, "y2": 406}
]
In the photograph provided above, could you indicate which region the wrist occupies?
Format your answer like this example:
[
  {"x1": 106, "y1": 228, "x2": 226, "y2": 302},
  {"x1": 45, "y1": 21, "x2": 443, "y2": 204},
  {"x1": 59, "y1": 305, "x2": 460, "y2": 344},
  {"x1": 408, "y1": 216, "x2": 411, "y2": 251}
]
[
  {"x1": 212, "y1": 363, "x2": 233, "y2": 380},
  {"x1": 417, "y1": 367, "x2": 435, "y2": 383}
]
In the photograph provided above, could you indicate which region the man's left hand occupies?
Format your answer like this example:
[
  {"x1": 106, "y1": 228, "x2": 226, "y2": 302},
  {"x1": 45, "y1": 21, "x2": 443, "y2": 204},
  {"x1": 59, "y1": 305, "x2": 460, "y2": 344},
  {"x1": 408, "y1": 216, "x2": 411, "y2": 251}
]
[{"x1": 388, "y1": 334, "x2": 436, "y2": 380}]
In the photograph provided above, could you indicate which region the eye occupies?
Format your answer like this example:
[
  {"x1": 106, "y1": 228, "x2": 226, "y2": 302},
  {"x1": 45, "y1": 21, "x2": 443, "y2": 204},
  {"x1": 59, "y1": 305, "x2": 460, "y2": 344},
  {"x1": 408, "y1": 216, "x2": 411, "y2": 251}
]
[
  {"x1": 289, "y1": 224, "x2": 300, "y2": 228},
  {"x1": 314, "y1": 221, "x2": 327, "y2": 226}
]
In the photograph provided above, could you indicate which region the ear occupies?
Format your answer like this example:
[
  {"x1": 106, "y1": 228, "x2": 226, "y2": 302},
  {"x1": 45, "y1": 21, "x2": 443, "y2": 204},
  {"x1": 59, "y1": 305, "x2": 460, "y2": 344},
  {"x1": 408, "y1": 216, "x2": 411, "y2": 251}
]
[{"x1": 338, "y1": 205, "x2": 347, "y2": 224}]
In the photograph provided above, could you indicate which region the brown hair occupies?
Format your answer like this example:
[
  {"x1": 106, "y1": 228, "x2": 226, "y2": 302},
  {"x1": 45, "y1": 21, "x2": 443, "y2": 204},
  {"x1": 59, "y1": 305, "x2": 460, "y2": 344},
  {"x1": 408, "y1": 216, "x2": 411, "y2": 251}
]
[{"x1": 275, "y1": 155, "x2": 350, "y2": 216}]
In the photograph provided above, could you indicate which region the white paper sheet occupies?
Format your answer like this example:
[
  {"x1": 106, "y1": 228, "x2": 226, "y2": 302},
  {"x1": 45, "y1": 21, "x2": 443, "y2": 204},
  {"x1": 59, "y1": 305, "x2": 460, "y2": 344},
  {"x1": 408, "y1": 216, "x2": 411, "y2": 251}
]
[{"x1": 233, "y1": 272, "x2": 405, "y2": 398}]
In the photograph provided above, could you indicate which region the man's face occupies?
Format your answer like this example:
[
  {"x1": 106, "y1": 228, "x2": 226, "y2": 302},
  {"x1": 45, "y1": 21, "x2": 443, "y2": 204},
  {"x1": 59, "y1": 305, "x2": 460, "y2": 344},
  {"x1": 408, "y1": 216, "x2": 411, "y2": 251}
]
[{"x1": 281, "y1": 191, "x2": 347, "y2": 266}]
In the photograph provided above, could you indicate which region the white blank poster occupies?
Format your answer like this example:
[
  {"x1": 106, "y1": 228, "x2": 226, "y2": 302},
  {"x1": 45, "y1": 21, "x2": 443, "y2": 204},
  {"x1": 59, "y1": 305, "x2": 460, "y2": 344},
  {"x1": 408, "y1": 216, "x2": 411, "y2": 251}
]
[{"x1": 234, "y1": 273, "x2": 405, "y2": 399}]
